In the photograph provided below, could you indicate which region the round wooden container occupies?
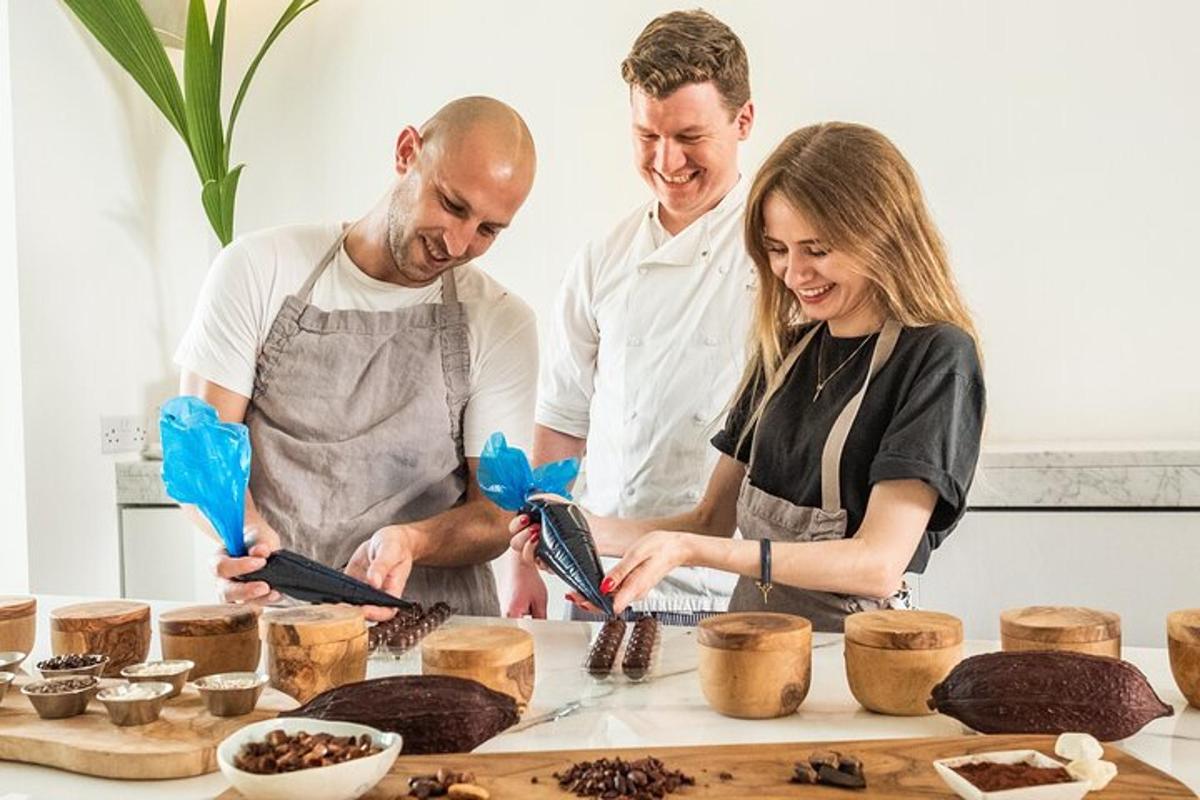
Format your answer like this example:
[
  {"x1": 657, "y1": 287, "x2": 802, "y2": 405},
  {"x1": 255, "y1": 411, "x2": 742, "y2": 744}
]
[
  {"x1": 697, "y1": 612, "x2": 812, "y2": 719},
  {"x1": 1000, "y1": 606, "x2": 1121, "y2": 657},
  {"x1": 844, "y1": 609, "x2": 963, "y2": 716},
  {"x1": 1168, "y1": 609, "x2": 1200, "y2": 708},
  {"x1": 50, "y1": 600, "x2": 150, "y2": 676},
  {"x1": 159, "y1": 604, "x2": 262, "y2": 679},
  {"x1": 422, "y1": 625, "x2": 535, "y2": 708},
  {"x1": 0, "y1": 596, "x2": 36, "y2": 655},
  {"x1": 264, "y1": 605, "x2": 367, "y2": 703}
]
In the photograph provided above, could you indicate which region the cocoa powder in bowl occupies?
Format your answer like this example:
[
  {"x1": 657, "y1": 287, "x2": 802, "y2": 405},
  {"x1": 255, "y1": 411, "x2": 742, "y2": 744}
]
[{"x1": 952, "y1": 760, "x2": 1074, "y2": 791}]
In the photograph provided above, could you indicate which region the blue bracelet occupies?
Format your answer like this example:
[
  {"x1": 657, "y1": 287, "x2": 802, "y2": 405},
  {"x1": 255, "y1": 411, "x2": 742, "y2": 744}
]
[{"x1": 755, "y1": 538, "x2": 773, "y2": 604}]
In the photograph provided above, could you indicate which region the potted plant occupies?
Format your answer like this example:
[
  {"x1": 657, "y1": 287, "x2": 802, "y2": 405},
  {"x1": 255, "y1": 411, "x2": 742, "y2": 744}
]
[{"x1": 61, "y1": 0, "x2": 321, "y2": 245}]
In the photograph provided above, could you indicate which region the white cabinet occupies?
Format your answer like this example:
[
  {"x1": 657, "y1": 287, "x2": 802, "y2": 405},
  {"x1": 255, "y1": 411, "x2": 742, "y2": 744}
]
[
  {"x1": 119, "y1": 507, "x2": 215, "y2": 602},
  {"x1": 917, "y1": 511, "x2": 1200, "y2": 647}
]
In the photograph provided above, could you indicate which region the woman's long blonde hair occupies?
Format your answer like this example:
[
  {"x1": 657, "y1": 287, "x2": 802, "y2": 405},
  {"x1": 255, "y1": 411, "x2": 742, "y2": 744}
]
[{"x1": 736, "y1": 122, "x2": 980, "y2": 444}]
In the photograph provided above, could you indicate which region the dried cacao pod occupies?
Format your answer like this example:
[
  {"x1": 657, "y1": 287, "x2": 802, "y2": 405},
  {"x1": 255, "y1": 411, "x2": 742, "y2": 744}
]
[
  {"x1": 282, "y1": 674, "x2": 519, "y2": 754},
  {"x1": 929, "y1": 651, "x2": 1173, "y2": 741}
]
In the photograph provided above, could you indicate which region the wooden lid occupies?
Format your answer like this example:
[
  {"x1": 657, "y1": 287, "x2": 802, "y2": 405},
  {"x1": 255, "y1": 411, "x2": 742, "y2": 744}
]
[
  {"x1": 844, "y1": 610, "x2": 963, "y2": 650},
  {"x1": 263, "y1": 605, "x2": 365, "y2": 646},
  {"x1": 50, "y1": 600, "x2": 149, "y2": 631},
  {"x1": 159, "y1": 604, "x2": 260, "y2": 636},
  {"x1": 1000, "y1": 606, "x2": 1121, "y2": 644},
  {"x1": 0, "y1": 596, "x2": 36, "y2": 621},
  {"x1": 421, "y1": 625, "x2": 534, "y2": 668},
  {"x1": 1168, "y1": 609, "x2": 1200, "y2": 645},
  {"x1": 697, "y1": 612, "x2": 812, "y2": 652}
]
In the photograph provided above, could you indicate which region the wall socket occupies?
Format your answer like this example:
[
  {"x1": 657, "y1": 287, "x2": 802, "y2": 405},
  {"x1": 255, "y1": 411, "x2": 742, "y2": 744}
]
[{"x1": 100, "y1": 415, "x2": 147, "y2": 455}]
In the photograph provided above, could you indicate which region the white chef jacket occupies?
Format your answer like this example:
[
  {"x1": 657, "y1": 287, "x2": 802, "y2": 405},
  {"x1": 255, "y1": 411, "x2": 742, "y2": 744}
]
[{"x1": 537, "y1": 179, "x2": 756, "y2": 613}]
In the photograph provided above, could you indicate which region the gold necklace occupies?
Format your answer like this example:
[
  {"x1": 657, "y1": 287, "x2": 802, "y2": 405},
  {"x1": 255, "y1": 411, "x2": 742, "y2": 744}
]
[{"x1": 813, "y1": 330, "x2": 874, "y2": 401}]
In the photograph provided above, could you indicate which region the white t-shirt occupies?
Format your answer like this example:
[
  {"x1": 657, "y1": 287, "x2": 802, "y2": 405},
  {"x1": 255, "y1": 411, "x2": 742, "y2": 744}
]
[
  {"x1": 536, "y1": 180, "x2": 756, "y2": 612},
  {"x1": 174, "y1": 222, "x2": 538, "y2": 455}
]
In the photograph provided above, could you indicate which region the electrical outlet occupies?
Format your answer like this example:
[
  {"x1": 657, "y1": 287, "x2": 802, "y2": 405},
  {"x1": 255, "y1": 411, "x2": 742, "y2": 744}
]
[{"x1": 100, "y1": 414, "x2": 147, "y2": 455}]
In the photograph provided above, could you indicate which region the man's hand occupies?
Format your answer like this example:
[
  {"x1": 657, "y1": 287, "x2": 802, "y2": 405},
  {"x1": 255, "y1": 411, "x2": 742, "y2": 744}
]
[
  {"x1": 345, "y1": 525, "x2": 417, "y2": 622},
  {"x1": 212, "y1": 522, "x2": 283, "y2": 606},
  {"x1": 505, "y1": 553, "x2": 548, "y2": 618}
]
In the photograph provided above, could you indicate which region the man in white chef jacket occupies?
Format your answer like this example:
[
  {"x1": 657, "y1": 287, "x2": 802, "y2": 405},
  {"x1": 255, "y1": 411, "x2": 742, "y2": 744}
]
[{"x1": 504, "y1": 10, "x2": 757, "y2": 623}]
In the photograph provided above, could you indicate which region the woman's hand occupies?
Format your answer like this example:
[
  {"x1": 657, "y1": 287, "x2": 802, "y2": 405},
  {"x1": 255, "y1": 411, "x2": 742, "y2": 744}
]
[{"x1": 603, "y1": 530, "x2": 696, "y2": 614}]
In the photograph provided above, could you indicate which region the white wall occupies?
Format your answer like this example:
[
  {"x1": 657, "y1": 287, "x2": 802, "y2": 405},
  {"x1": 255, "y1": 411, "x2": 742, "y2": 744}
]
[
  {"x1": 0, "y1": 0, "x2": 28, "y2": 594},
  {"x1": 8, "y1": 1, "x2": 1199, "y2": 594},
  {"x1": 9, "y1": 1, "x2": 208, "y2": 595}
]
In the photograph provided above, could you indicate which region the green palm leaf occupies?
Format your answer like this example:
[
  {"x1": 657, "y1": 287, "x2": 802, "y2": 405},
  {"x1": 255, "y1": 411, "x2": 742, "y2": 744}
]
[
  {"x1": 182, "y1": 0, "x2": 224, "y2": 183},
  {"x1": 60, "y1": 0, "x2": 187, "y2": 138}
]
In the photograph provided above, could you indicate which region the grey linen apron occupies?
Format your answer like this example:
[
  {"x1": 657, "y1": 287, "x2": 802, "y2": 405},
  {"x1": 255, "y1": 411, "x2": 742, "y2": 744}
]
[
  {"x1": 244, "y1": 228, "x2": 500, "y2": 616},
  {"x1": 728, "y1": 319, "x2": 911, "y2": 632}
]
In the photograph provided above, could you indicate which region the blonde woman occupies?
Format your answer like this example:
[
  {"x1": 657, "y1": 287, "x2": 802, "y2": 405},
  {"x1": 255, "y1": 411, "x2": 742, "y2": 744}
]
[{"x1": 512, "y1": 123, "x2": 985, "y2": 632}]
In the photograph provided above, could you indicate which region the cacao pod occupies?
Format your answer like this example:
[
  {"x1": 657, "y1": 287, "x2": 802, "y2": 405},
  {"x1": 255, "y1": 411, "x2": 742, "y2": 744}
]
[
  {"x1": 929, "y1": 650, "x2": 1173, "y2": 741},
  {"x1": 282, "y1": 674, "x2": 519, "y2": 754}
]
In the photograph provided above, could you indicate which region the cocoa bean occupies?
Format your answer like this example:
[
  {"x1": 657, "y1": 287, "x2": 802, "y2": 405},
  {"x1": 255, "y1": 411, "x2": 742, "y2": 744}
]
[{"x1": 929, "y1": 651, "x2": 1174, "y2": 741}]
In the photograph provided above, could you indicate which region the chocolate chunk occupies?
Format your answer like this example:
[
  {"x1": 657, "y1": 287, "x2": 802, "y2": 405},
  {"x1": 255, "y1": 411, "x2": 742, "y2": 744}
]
[
  {"x1": 817, "y1": 763, "x2": 867, "y2": 789},
  {"x1": 790, "y1": 763, "x2": 819, "y2": 784}
]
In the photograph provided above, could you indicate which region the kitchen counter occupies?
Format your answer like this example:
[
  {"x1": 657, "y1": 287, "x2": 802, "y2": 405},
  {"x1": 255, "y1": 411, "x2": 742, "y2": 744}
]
[
  {"x1": 117, "y1": 444, "x2": 1200, "y2": 509},
  {"x1": 1, "y1": 595, "x2": 1197, "y2": 798}
]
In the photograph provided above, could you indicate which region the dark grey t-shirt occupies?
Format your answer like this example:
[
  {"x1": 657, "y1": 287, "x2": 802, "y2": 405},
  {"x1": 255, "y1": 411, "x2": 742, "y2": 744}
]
[{"x1": 712, "y1": 322, "x2": 985, "y2": 573}]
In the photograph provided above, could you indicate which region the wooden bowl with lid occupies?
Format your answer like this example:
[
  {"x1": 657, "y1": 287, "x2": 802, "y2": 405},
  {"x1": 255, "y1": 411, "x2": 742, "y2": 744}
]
[
  {"x1": 697, "y1": 612, "x2": 812, "y2": 719},
  {"x1": 0, "y1": 596, "x2": 36, "y2": 655},
  {"x1": 264, "y1": 605, "x2": 367, "y2": 703},
  {"x1": 1168, "y1": 609, "x2": 1200, "y2": 708},
  {"x1": 159, "y1": 604, "x2": 262, "y2": 679},
  {"x1": 422, "y1": 625, "x2": 534, "y2": 709},
  {"x1": 50, "y1": 600, "x2": 150, "y2": 676},
  {"x1": 844, "y1": 609, "x2": 963, "y2": 716},
  {"x1": 1000, "y1": 606, "x2": 1121, "y2": 658}
]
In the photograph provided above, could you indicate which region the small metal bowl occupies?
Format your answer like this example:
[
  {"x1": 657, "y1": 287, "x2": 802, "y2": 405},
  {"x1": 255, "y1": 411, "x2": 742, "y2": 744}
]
[
  {"x1": 0, "y1": 651, "x2": 27, "y2": 673},
  {"x1": 21, "y1": 675, "x2": 101, "y2": 719},
  {"x1": 36, "y1": 653, "x2": 109, "y2": 680},
  {"x1": 121, "y1": 659, "x2": 194, "y2": 698},
  {"x1": 0, "y1": 671, "x2": 14, "y2": 706},
  {"x1": 195, "y1": 672, "x2": 268, "y2": 717},
  {"x1": 97, "y1": 681, "x2": 174, "y2": 726}
]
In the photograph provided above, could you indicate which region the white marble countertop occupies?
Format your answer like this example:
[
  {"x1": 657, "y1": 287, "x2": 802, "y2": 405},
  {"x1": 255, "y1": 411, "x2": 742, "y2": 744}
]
[{"x1": 1, "y1": 596, "x2": 1197, "y2": 798}]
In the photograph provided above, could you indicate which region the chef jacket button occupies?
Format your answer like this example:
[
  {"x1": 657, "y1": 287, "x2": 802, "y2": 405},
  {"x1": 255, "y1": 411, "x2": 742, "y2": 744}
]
[
  {"x1": 686, "y1": 489, "x2": 700, "y2": 501},
  {"x1": 704, "y1": 335, "x2": 718, "y2": 346},
  {"x1": 625, "y1": 486, "x2": 636, "y2": 497},
  {"x1": 628, "y1": 336, "x2": 643, "y2": 347},
  {"x1": 638, "y1": 266, "x2": 648, "y2": 276},
  {"x1": 718, "y1": 264, "x2": 730, "y2": 275},
  {"x1": 701, "y1": 250, "x2": 710, "y2": 258},
  {"x1": 692, "y1": 412, "x2": 706, "y2": 424},
  {"x1": 628, "y1": 410, "x2": 638, "y2": 421}
]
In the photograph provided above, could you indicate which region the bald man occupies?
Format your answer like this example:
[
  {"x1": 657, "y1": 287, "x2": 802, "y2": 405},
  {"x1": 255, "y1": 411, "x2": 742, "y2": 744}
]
[{"x1": 175, "y1": 97, "x2": 538, "y2": 617}]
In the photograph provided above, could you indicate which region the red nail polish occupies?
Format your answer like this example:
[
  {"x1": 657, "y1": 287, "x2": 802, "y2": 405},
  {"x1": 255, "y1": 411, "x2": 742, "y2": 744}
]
[{"x1": 599, "y1": 577, "x2": 614, "y2": 594}]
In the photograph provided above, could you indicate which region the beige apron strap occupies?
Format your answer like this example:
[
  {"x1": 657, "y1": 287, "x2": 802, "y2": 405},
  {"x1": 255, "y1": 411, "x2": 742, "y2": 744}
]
[
  {"x1": 745, "y1": 324, "x2": 824, "y2": 471},
  {"x1": 298, "y1": 226, "x2": 351, "y2": 301},
  {"x1": 819, "y1": 319, "x2": 902, "y2": 512}
]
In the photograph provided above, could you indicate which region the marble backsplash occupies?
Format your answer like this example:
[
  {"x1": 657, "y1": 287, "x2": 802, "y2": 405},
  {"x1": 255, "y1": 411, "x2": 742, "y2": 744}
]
[{"x1": 116, "y1": 446, "x2": 1200, "y2": 508}]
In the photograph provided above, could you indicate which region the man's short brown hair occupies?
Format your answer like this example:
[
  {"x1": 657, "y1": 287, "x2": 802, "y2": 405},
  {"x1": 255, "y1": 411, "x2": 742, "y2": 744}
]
[{"x1": 620, "y1": 9, "x2": 750, "y2": 116}]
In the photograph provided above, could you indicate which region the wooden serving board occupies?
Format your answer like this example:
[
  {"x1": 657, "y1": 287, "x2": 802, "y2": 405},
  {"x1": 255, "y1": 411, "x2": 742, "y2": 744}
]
[
  {"x1": 0, "y1": 672, "x2": 297, "y2": 779},
  {"x1": 217, "y1": 734, "x2": 1196, "y2": 799}
]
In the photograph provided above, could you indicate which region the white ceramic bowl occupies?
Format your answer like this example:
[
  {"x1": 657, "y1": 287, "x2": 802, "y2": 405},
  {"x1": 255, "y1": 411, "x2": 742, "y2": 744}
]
[
  {"x1": 217, "y1": 717, "x2": 401, "y2": 800},
  {"x1": 933, "y1": 749, "x2": 1090, "y2": 800}
]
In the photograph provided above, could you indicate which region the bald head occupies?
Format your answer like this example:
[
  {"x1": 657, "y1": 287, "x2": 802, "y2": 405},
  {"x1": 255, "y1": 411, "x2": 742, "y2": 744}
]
[
  {"x1": 372, "y1": 97, "x2": 536, "y2": 288},
  {"x1": 419, "y1": 96, "x2": 536, "y2": 188}
]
